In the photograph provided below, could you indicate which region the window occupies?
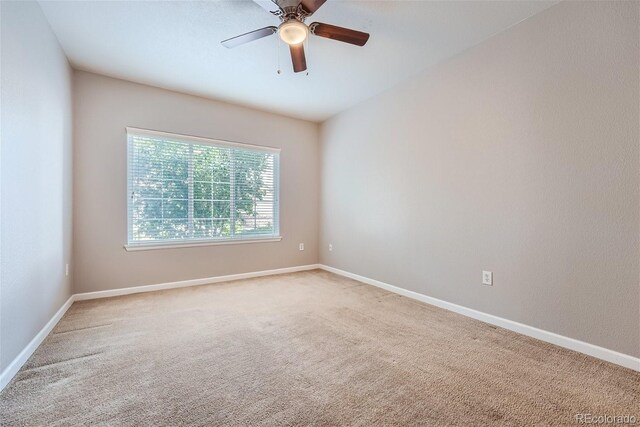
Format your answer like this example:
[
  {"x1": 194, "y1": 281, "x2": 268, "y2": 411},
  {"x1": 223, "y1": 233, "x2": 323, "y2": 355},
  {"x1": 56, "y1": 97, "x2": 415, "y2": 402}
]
[{"x1": 126, "y1": 128, "x2": 280, "y2": 249}]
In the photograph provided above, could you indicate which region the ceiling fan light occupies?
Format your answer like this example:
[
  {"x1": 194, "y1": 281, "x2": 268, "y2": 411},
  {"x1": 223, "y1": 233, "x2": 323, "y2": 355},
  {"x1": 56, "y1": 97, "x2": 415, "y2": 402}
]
[{"x1": 278, "y1": 20, "x2": 308, "y2": 45}]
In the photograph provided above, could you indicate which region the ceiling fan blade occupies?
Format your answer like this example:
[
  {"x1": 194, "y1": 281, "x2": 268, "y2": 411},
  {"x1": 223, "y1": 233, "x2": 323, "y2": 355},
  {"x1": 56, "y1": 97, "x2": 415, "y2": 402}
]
[
  {"x1": 221, "y1": 26, "x2": 277, "y2": 48},
  {"x1": 289, "y1": 43, "x2": 307, "y2": 73},
  {"x1": 300, "y1": 0, "x2": 327, "y2": 15},
  {"x1": 253, "y1": 0, "x2": 281, "y2": 14},
  {"x1": 309, "y1": 22, "x2": 370, "y2": 46}
]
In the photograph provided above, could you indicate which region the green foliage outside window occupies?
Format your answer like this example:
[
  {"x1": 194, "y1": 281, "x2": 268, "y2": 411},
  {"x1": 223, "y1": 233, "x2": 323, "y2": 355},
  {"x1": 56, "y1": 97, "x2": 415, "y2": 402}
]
[{"x1": 129, "y1": 135, "x2": 277, "y2": 243}]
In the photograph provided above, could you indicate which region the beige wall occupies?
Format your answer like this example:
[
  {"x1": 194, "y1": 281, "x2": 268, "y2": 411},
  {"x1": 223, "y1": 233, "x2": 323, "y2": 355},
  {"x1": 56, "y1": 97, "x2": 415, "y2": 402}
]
[
  {"x1": 1, "y1": 1, "x2": 73, "y2": 371},
  {"x1": 73, "y1": 71, "x2": 319, "y2": 293},
  {"x1": 320, "y1": 1, "x2": 640, "y2": 357}
]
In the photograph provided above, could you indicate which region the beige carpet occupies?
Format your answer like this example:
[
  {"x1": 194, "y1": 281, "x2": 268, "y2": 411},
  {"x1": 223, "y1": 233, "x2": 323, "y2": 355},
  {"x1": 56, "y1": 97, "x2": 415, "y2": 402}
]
[{"x1": 1, "y1": 270, "x2": 638, "y2": 426}]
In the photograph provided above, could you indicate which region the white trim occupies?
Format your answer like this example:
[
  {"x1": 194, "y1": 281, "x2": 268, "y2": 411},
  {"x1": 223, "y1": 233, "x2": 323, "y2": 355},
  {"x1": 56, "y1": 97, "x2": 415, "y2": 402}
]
[
  {"x1": 124, "y1": 236, "x2": 282, "y2": 251},
  {"x1": 2, "y1": 263, "x2": 636, "y2": 394},
  {"x1": 0, "y1": 296, "x2": 75, "y2": 391},
  {"x1": 125, "y1": 127, "x2": 281, "y2": 153},
  {"x1": 319, "y1": 264, "x2": 640, "y2": 372},
  {"x1": 73, "y1": 264, "x2": 319, "y2": 301}
]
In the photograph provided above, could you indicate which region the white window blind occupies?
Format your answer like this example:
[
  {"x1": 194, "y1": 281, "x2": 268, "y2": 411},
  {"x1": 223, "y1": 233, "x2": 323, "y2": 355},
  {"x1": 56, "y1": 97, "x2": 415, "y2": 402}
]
[{"x1": 127, "y1": 128, "x2": 280, "y2": 247}]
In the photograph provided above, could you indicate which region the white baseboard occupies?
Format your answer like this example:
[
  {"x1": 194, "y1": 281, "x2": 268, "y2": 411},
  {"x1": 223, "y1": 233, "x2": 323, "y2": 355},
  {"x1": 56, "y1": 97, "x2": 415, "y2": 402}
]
[
  {"x1": 2, "y1": 263, "x2": 636, "y2": 394},
  {"x1": 0, "y1": 295, "x2": 75, "y2": 391},
  {"x1": 0, "y1": 264, "x2": 320, "y2": 392},
  {"x1": 74, "y1": 264, "x2": 320, "y2": 301},
  {"x1": 319, "y1": 264, "x2": 640, "y2": 372}
]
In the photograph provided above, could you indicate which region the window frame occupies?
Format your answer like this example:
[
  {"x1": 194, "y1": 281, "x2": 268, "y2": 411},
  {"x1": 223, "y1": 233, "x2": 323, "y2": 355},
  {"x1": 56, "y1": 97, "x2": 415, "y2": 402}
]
[{"x1": 124, "y1": 127, "x2": 281, "y2": 251}]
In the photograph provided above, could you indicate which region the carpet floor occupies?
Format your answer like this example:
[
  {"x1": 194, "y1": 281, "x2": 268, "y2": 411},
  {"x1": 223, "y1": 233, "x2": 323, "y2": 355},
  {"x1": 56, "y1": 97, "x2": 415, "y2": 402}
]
[{"x1": 1, "y1": 270, "x2": 638, "y2": 426}]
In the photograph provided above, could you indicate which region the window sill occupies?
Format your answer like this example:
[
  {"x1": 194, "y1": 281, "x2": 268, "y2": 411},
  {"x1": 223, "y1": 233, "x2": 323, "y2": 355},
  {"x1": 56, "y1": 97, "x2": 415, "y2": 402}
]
[{"x1": 124, "y1": 236, "x2": 282, "y2": 252}]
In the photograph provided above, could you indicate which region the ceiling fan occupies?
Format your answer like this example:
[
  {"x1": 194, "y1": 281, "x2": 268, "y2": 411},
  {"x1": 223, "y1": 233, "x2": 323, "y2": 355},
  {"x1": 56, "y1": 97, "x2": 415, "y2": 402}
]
[{"x1": 221, "y1": 0, "x2": 370, "y2": 73}]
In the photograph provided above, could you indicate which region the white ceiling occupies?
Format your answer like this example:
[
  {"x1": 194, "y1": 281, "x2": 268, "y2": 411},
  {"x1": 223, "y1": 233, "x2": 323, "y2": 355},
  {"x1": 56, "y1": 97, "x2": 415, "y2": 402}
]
[{"x1": 40, "y1": 0, "x2": 558, "y2": 122}]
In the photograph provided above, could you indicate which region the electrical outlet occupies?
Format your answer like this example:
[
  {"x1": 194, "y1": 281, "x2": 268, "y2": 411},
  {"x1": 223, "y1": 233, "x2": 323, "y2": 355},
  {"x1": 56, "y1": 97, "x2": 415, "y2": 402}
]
[
  {"x1": 482, "y1": 270, "x2": 493, "y2": 286},
  {"x1": 299, "y1": 243, "x2": 304, "y2": 251},
  {"x1": 329, "y1": 244, "x2": 333, "y2": 252},
  {"x1": 65, "y1": 264, "x2": 69, "y2": 277}
]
